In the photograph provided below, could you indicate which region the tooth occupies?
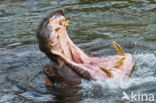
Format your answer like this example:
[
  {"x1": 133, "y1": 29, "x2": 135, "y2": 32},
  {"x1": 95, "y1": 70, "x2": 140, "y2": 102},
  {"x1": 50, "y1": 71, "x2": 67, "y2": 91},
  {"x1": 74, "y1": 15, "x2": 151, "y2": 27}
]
[
  {"x1": 114, "y1": 56, "x2": 126, "y2": 68},
  {"x1": 59, "y1": 17, "x2": 71, "y2": 26},
  {"x1": 64, "y1": 22, "x2": 69, "y2": 26},
  {"x1": 55, "y1": 27, "x2": 60, "y2": 31},
  {"x1": 112, "y1": 42, "x2": 125, "y2": 56},
  {"x1": 59, "y1": 18, "x2": 65, "y2": 25},
  {"x1": 49, "y1": 41, "x2": 55, "y2": 47},
  {"x1": 65, "y1": 19, "x2": 69, "y2": 24},
  {"x1": 65, "y1": 17, "x2": 71, "y2": 23},
  {"x1": 67, "y1": 17, "x2": 72, "y2": 20},
  {"x1": 114, "y1": 61, "x2": 123, "y2": 68},
  {"x1": 64, "y1": 17, "x2": 71, "y2": 26},
  {"x1": 98, "y1": 65, "x2": 112, "y2": 78}
]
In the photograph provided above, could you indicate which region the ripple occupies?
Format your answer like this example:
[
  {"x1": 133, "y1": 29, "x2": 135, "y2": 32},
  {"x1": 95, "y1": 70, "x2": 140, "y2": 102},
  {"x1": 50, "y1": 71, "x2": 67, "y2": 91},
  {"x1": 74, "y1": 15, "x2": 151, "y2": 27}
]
[{"x1": 20, "y1": 91, "x2": 53, "y2": 102}]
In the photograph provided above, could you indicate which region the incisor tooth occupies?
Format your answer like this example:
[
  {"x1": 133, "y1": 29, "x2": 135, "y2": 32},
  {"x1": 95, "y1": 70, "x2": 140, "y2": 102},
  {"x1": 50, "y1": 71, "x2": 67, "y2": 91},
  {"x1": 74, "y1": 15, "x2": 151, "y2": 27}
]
[
  {"x1": 112, "y1": 42, "x2": 125, "y2": 56},
  {"x1": 64, "y1": 22, "x2": 69, "y2": 26},
  {"x1": 64, "y1": 17, "x2": 71, "y2": 26},
  {"x1": 59, "y1": 17, "x2": 71, "y2": 26},
  {"x1": 66, "y1": 17, "x2": 72, "y2": 21},
  {"x1": 98, "y1": 65, "x2": 112, "y2": 78},
  {"x1": 59, "y1": 18, "x2": 65, "y2": 25}
]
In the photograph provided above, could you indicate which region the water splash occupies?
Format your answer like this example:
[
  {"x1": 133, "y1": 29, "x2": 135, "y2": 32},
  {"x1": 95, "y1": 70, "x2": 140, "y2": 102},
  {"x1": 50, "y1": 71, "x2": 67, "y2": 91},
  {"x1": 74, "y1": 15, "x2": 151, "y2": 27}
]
[{"x1": 80, "y1": 53, "x2": 156, "y2": 99}]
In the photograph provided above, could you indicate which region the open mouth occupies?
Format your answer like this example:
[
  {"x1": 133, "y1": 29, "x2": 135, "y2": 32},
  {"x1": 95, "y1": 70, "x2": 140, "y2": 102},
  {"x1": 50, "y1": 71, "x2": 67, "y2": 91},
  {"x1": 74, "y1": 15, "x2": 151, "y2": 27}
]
[{"x1": 37, "y1": 10, "x2": 136, "y2": 81}]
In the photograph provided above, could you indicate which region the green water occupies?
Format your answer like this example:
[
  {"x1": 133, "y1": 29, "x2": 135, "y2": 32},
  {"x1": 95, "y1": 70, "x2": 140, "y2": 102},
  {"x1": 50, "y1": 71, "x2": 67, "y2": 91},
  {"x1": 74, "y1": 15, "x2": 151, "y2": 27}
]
[{"x1": 0, "y1": 0, "x2": 156, "y2": 103}]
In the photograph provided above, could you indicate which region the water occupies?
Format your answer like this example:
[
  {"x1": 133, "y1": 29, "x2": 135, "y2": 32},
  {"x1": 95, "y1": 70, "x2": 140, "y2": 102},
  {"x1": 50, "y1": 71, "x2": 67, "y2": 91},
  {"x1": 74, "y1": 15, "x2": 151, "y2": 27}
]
[{"x1": 0, "y1": 0, "x2": 156, "y2": 103}]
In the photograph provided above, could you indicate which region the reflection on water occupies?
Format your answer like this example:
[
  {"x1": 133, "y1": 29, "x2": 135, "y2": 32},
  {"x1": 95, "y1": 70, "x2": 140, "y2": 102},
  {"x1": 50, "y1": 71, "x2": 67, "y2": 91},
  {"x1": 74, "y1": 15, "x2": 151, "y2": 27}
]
[{"x1": 0, "y1": 0, "x2": 156, "y2": 103}]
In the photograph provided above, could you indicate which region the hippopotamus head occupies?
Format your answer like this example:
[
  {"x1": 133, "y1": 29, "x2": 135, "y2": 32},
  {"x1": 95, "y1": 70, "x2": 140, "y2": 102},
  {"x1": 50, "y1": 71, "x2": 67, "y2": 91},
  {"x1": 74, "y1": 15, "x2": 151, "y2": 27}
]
[
  {"x1": 36, "y1": 10, "x2": 136, "y2": 87},
  {"x1": 37, "y1": 11, "x2": 83, "y2": 87},
  {"x1": 36, "y1": 11, "x2": 64, "y2": 62}
]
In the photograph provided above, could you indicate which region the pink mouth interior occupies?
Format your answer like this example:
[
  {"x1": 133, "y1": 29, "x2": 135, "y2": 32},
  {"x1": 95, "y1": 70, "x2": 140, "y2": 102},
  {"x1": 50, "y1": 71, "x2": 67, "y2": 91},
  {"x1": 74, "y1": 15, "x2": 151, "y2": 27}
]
[{"x1": 47, "y1": 14, "x2": 135, "y2": 80}]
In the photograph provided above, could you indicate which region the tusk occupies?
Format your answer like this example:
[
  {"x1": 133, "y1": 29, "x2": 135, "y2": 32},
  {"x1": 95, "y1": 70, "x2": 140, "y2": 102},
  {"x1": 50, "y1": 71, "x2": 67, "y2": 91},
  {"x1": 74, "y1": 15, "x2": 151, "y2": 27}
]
[
  {"x1": 98, "y1": 65, "x2": 112, "y2": 78},
  {"x1": 59, "y1": 18, "x2": 65, "y2": 25},
  {"x1": 112, "y1": 42, "x2": 125, "y2": 56},
  {"x1": 114, "y1": 56, "x2": 126, "y2": 68}
]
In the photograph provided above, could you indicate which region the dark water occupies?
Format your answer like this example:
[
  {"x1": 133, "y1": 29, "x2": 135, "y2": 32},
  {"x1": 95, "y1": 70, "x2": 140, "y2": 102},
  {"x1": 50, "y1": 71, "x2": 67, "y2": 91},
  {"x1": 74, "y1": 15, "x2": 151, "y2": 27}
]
[{"x1": 0, "y1": 0, "x2": 156, "y2": 103}]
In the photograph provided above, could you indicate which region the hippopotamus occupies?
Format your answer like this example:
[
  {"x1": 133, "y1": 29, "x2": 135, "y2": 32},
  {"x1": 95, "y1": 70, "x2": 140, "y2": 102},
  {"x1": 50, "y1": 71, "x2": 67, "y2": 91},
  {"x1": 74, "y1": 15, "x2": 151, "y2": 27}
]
[{"x1": 36, "y1": 10, "x2": 135, "y2": 88}]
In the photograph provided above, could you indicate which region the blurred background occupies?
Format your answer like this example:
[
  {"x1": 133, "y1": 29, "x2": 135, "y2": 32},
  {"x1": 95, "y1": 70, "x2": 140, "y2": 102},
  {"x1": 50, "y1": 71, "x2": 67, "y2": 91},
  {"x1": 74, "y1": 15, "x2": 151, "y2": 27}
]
[{"x1": 0, "y1": 0, "x2": 156, "y2": 103}]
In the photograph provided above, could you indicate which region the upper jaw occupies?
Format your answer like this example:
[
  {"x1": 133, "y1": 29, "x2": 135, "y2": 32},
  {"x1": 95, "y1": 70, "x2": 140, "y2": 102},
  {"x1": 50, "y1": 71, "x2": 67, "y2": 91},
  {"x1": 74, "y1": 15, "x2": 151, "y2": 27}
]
[{"x1": 47, "y1": 13, "x2": 70, "y2": 48}]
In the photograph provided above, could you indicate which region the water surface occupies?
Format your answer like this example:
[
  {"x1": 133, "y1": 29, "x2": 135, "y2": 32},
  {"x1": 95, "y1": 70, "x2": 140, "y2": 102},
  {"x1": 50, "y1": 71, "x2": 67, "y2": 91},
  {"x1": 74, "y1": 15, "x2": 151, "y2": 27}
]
[{"x1": 0, "y1": 0, "x2": 156, "y2": 103}]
